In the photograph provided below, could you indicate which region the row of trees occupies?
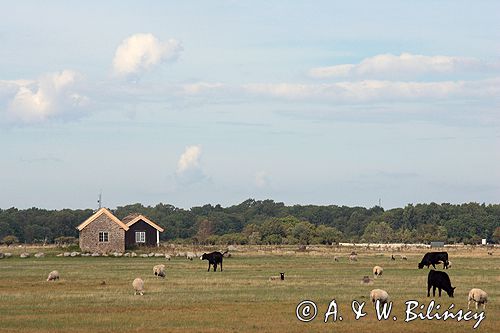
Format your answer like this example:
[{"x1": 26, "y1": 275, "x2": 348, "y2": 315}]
[{"x1": 0, "y1": 199, "x2": 499, "y2": 245}]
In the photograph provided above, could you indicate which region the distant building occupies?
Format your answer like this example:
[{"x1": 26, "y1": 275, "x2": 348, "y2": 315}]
[
  {"x1": 430, "y1": 241, "x2": 445, "y2": 248},
  {"x1": 123, "y1": 213, "x2": 164, "y2": 248},
  {"x1": 77, "y1": 208, "x2": 163, "y2": 253}
]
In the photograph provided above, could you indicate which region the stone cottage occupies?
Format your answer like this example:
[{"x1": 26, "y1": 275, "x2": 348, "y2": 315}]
[
  {"x1": 77, "y1": 208, "x2": 129, "y2": 253},
  {"x1": 77, "y1": 208, "x2": 163, "y2": 253}
]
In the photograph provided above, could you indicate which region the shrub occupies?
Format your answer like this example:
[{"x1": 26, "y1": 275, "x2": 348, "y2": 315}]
[{"x1": 1, "y1": 235, "x2": 19, "y2": 245}]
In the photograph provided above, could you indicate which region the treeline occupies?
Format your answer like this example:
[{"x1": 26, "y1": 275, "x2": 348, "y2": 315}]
[{"x1": 0, "y1": 199, "x2": 499, "y2": 245}]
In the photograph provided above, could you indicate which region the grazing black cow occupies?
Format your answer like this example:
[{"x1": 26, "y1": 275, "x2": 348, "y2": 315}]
[
  {"x1": 418, "y1": 252, "x2": 449, "y2": 269},
  {"x1": 427, "y1": 270, "x2": 455, "y2": 297},
  {"x1": 200, "y1": 251, "x2": 226, "y2": 272}
]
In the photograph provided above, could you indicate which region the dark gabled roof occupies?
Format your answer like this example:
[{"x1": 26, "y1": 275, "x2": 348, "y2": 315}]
[{"x1": 124, "y1": 214, "x2": 164, "y2": 232}]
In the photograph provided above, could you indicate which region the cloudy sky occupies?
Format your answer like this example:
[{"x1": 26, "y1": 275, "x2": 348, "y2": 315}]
[{"x1": 1, "y1": 1, "x2": 499, "y2": 210}]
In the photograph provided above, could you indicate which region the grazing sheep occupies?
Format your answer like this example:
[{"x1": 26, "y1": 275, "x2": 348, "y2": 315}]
[
  {"x1": 165, "y1": 254, "x2": 171, "y2": 260},
  {"x1": 370, "y1": 289, "x2": 389, "y2": 305},
  {"x1": 402, "y1": 255, "x2": 408, "y2": 260},
  {"x1": 447, "y1": 260, "x2": 452, "y2": 269},
  {"x1": 334, "y1": 256, "x2": 339, "y2": 262},
  {"x1": 34, "y1": 252, "x2": 45, "y2": 258},
  {"x1": 361, "y1": 276, "x2": 373, "y2": 285},
  {"x1": 373, "y1": 265, "x2": 383, "y2": 278},
  {"x1": 349, "y1": 254, "x2": 358, "y2": 262},
  {"x1": 153, "y1": 264, "x2": 166, "y2": 278},
  {"x1": 391, "y1": 254, "x2": 395, "y2": 261},
  {"x1": 186, "y1": 252, "x2": 196, "y2": 260},
  {"x1": 487, "y1": 251, "x2": 493, "y2": 256},
  {"x1": 132, "y1": 278, "x2": 144, "y2": 295},
  {"x1": 468, "y1": 288, "x2": 488, "y2": 310},
  {"x1": 269, "y1": 272, "x2": 285, "y2": 281},
  {"x1": 46, "y1": 270, "x2": 60, "y2": 281}
]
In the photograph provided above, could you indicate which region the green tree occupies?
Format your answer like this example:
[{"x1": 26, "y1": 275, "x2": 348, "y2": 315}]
[
  {"x1": 315, "y1": 225, "x2": 343, "y2": 245},
  {"x1": 493, "y1": 227, "x2": 500, "y2": 243},
  {"x1": 362, "y1": 221, "x2": 394, "y2": 243}
]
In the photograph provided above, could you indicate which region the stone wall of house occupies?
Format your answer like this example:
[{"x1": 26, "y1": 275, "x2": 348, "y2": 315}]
[{"x1": 79, "y1": 213, "x2": 125, "y2": 253}]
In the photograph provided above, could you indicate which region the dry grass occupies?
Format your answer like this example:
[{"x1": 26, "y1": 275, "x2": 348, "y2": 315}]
[{"x1": 0, "y1": 246, "x2": 497, "y2": 332}]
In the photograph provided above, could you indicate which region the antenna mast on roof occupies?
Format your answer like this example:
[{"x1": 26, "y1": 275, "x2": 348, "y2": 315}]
[{"x1": 98, "y1": 191, "x2": 102, "y2": 209}]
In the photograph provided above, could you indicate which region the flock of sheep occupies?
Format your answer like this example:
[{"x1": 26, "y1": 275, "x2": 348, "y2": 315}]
[
  {"x1": 343, "y1": 253, "x2": 488, "y2": 310},
  {"x1": 39, "y1": 248, "x2": 491, "y2": 310}
]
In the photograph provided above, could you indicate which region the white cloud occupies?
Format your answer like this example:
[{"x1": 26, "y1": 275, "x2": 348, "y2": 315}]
[
  {"x1": 174, "y1": 145, "x2": 210, "y2": 186},
  {"x1": 243, "y1": 77, "x2": 500, "y2": 103},
  {"x1": 112, "y1": 33, "x2": 182, "y2": 77},
  {"x1": 5, "y1": 70, "x2": 88, "y2": 123},
  {"x1": 309, "y1": 53, "x2": 494, "y2": 79},
  {"x1": 182, "y1": 82, "x2": 225, "y2": 95},
  {"x1": 255, "y1": 171, "x2": 270, "y2": 188},
  {"x1": 177, "y1": 145, "x2": 202, "y2": 174}
]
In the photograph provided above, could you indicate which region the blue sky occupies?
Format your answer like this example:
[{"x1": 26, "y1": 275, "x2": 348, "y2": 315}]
[{"x1": 1, "y1": 1, "x2": 499, "y2": 209}]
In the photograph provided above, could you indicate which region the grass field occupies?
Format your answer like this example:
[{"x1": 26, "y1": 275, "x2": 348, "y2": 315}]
[{"x1": 0, "y1": 246, "x2": 498, "y2": 332}]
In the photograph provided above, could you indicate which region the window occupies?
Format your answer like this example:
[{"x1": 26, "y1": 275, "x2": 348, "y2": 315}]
[
  {"x1": 136, "y1": 231, "x2": 146, "y2": 243},
  {"x1": 99, "y1": 232, "x2": 109, "y2": 242}
]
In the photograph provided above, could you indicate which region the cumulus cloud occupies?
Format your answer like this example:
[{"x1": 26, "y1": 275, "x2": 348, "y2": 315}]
[
  {"x1": 308, "y1": 53, "x2": 495, "y2": 79},
  {"x1": 112, "y1": 33, "x2": 182, "y2": 77},
  {"x1": 177, "y1": 145, "x2": 202, "y2": 174},
  {"x1": 175, "y1": 145, "x2": 208, "y2": 185},
  {"x1": 4, "y1": 70, "x2": 88, "y2": 123}
]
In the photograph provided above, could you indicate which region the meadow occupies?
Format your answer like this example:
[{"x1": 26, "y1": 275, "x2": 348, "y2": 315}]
[{"x1": 0, "y1": 246, "x2": 498, "y2": 333}]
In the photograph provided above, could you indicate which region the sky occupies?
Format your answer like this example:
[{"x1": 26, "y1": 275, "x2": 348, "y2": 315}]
[{"x1": 1, "y1": 1, "x2": 499, "y2": 210}]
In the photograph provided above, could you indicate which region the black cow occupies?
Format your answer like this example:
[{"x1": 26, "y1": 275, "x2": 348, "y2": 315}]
[
  {"x1": 427, "y1": 270, "x2": 455, "y2": 297},
  {"x1": 200, "y1": 251, "x2": 226, "y2": 272},
  {"x1": 418, "y1": 252, "x2": 449, "y2": 269}
]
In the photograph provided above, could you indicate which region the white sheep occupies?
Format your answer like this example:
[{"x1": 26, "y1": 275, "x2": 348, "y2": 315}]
[
  {"x1": 402, "y1": 255, "x2": 408, "y2": 260},
  {"x1": 334, "y1": 256, "x2": 339, "y2": 262},
  {"x1": 468, "y1": 288, "x2": 488, "y2": 310},
  {"x1": 47, "y1": 270, "x2": 60, "y2": 281},
  {"x1": 153, "y1": 264, "x2": 166, "y2": 278},
  {"x1": 349, "y1": 254, "x2": 358, "y2": 262},
  {"x1": 186, "y1": 252, "x2": 196, "y2": 260},
  {"x1": 132, "y1": 278, "x2": 144, "y2": 295},
  {"x1": 370, "y1": 289, "x2": 389, "y2": 305},
  {"x1": 447, "y1": 260, "x2": 452, "y2": 269},
  {"x1": 373, "y1": 265, "x2": 383, "y2": 278},
  {"x1": 164, "y1": 254, "x2": 171, "y2": 260},
  {"x1": 269, "y1": 272, "x2": 285, "y2": 281}
]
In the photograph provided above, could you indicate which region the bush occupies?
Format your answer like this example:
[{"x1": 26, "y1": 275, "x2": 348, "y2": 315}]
[{"x1": 1, "y1": 235, "x2": 19, "y2": 245}]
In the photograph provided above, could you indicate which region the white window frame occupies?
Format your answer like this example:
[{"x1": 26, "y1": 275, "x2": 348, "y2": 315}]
[
  {"x1": 99, "y1": 231, "x2": 109, "y2": 242},
  {"x1": 135, "y1": 231, "x2": 146, "y2": 243}
]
